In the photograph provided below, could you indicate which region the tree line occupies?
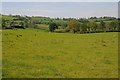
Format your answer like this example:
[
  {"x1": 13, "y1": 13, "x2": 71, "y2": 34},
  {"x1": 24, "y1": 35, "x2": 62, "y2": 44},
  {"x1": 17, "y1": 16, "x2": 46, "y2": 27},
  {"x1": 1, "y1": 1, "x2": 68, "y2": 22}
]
[
  {"x1": 49, "y1": 19, "x2": 120, "y2": 33},
  {"x1": 1, "y1": 14, "x2": 120, "y2": 34}
]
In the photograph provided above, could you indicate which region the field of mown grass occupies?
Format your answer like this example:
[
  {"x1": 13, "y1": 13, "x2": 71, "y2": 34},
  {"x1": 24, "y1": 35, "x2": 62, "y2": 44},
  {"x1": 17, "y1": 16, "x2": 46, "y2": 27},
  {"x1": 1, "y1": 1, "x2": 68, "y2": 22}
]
[{"x1": 2, "y1": 28, "x2": 118, "y2": 78}]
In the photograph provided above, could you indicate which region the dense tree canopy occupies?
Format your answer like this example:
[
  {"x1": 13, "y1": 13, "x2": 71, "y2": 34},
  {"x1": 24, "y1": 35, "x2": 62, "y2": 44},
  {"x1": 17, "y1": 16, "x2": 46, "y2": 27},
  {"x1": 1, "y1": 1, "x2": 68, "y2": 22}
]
[
  {"x1": 68, "y1": 20, "x2": 80, "y2": 33},
  {"x1": 49, "y1": 22, "x2": 58, "y2": 32}
]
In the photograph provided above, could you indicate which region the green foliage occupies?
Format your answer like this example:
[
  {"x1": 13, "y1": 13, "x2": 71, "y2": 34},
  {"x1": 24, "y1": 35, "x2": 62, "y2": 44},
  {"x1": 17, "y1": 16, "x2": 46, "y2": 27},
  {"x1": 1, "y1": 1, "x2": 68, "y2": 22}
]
[
  {"x1": 109, "y1": 20, "x2": 118, "y2": 31},
  {"x1": 49, "y1": 22, "x2": 58, "y2": 32},
  {"x1": 68, "y1": 20, "x2": 80, "y2": 33},
  {"x1": 100, "y1": 21, "x2": 106, "y2": 31},
  {"x1": 87, "y1": 21, "x2": 97, "y2": 32},
  {"x1": 2, "y1": 19, "x2": 6, "y2": 28},
  {"x1": 80, "y1": 22, "x2": 88, "y2": 32},
  {"x1": 2, "y1": 14, "x2": 119, "y2": 33}
]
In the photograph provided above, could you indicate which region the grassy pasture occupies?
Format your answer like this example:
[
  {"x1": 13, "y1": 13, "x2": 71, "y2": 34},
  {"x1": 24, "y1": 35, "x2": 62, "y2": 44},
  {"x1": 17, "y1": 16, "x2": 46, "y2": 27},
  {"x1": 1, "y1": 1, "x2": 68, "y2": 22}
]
[
  {"x1": 36, "y1": 24, "x2": 49, "y2": 31},
  {"x1": 2, "y1": 29, "x2": 118, "y2": 78}
]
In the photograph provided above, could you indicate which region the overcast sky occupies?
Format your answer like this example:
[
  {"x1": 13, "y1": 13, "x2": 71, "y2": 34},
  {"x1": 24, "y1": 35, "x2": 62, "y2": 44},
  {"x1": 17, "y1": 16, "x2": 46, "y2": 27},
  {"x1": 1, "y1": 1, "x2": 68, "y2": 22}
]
[{"x1": 1, "y1": 2, "x2": 118, "y2": 18}]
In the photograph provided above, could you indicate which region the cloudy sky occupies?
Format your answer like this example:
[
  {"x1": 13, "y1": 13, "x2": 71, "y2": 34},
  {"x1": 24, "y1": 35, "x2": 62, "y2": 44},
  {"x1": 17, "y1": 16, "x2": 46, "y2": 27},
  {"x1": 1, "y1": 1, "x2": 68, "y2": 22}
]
[{"x1": 1, "y1": 2, "x2": 118, "y2": 18}]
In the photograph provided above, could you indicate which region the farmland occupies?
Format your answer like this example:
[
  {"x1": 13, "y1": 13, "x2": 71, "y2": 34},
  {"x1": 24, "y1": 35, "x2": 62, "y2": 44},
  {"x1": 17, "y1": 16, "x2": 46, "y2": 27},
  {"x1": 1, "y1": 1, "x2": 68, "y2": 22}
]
[{"x1": 2, "y1": 28, "x2": 118, "y2": 78}]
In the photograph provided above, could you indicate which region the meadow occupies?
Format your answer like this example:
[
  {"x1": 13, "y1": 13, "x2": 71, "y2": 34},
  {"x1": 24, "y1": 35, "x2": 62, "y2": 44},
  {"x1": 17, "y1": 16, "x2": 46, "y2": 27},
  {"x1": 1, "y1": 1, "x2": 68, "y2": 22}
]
[{"x1": 2, "y1": 28, "x2": 118, "y2": 78}]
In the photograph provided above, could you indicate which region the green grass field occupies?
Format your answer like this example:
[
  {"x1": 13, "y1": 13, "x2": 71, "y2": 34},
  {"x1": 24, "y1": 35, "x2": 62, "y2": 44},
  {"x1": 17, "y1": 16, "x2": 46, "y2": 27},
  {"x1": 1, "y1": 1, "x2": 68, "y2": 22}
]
[{"x1": 2, "y1": 29, "x2": 118, "y2": 78}]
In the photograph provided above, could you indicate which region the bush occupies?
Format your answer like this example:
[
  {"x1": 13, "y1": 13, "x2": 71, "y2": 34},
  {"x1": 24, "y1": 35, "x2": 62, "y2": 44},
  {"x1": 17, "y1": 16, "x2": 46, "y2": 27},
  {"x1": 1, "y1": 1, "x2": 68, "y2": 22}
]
[
  {"x1": 49, "y1": 22, "x2": 58, "y2": 32},
  {"x1": 65, "y1": 26, "x2": 70, "y2": 32}
]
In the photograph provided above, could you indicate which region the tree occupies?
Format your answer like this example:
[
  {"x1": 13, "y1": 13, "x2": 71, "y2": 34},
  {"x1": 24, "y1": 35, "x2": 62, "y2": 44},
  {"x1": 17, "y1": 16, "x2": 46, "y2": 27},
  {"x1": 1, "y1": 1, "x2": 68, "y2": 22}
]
[
  {"x1": 68, "y1": 20, "x2": 80, "y2": 33},
  {"x1": 110, "y1": 20, "x2": 118, "y2": 31},
  {"x1": 105, "y1": 22, "x2": 112, "y2": 31},
  {"x1": 87, "y1": 21, "x2": 98, "y2": 32},
  {"x1": 24, "y1": 19, "x2": 29, "y2": 28},
  {"x1": 2, "y1": 19, "x2": 6, "y2": 28},
  {"x1": 60, "y1": 21, "x2": 68, "y2": 29},
  {"x1": 10, "y1": 21, "x2": 15, "y2": 27},
  {"x1": 80, "y1": 22, "x2": 87, "y2": 33},
  {"x1": 87, "y1": 22, "x2": 91, "y2": 32},
  {"x1": 49, "y1": 22, "x2": 58, "y2": 32},
  {"x1": 100, "y1": 21, "x2": 106, "y2": 31}
]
